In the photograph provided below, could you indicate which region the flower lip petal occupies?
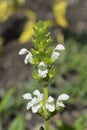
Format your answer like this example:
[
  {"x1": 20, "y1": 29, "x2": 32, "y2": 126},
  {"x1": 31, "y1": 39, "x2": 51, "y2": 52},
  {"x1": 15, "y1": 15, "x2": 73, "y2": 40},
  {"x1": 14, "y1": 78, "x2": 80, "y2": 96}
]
[
  {"x1": 38, "y1": 61, "x2": 46, "y2": 68},
  {"x1": 32, "y1": 104, "x2": 41, "y2": 113},
  {"x1": 23, "y1": 93, "x2": 32, "y2": 100},
  {"x1": 52, "y1": 51, "x2": 60, "y2": 60},
  {"x1": 46, "y1": 103, "x2": 55, "y2": 112},
  {"x1": 33, "y1": 89, "x2": 40, "y2": 96},
  {"x1": 54, "y1": 44, "x2": 65, "y2": 51},
  {"x1": 58, "y1": 94, "x2": 69, "y2": 101},
  {"x1": 38, "y1": 61, "x2": 47, "y2": 71},
  {"x1": 26, "y1": 102, "x2": 32, "y2": 110},
  {"x1": 56, "y1": 102, "x2": 65, "y2": 108},
  {"x1": 19, "y1": 48, "x2": 29, "y2": 55},
  {"x1": 46, "y1": 96, "x2": 55, "y2": 112},
  {"x1": 33, "y1": 89, "x2": 43, "y2": 100},
  {"x1": 38, "y1": 69, "x2": 48, "y2": 78},
  {"x1": 24, "y1": 53, "x2": 32, "y2": 64},
  {"x1": 47, "y1": 96, "x2": 54, "y2": 103}
]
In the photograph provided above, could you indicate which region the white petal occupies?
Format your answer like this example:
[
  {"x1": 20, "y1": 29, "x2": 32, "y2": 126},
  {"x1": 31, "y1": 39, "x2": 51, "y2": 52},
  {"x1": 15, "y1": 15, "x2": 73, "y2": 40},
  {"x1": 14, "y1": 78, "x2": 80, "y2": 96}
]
[
  {"x1": 19, "y1": 48, "x2": 29, "y2": 55},
  {"x1": 38, "y1": 61, "x2": 46, "y2": 67},
  {"x1": 56, "y1": 102, "x2": 65, "y2": 108},
  {"x1": 38, "y1": 61, "x2": 47, "y2": 71},
  {"x1": 47, "y1": 96, "x2": 54, "y2": 103},
  {"x1": 33, "y1": 89, "x2": 41, "y2": 96},
  {"x1": 33, "y1": 89, "x2": 43, "y2": 100},
  {"x1": 31, "y1": 97, "x2": 40, "y2": 106},
  {"x1": 24, "y1": 52, "x2": 32, "y2": 64},
  {"x1": 23, "y1": 93, "x2": 32, "y2": 100},
  {"x1": 55, "y1": 44, "x2": 65, "y2": 51},
  {"x1": 26, "y1": 102, "x2": 32, "y2": 110},
  {"x1": 46, "y1": 96, "x2": 55, "y2": 112},
  {"x1": 46, "y1": 103, "x2": 55, "y2": 112},
  {"x1": 32, "y1": 104, "x2": 41, "y2": 113},
  {"x1": 52, "y1": 51, "x2": 60, "y2": 60},
  {"x1": 38, "y1": 69, "x2": 48, "y2": 78},
  {"x1": 58, "y1": 94, "x2": 69, "y2": 101}
]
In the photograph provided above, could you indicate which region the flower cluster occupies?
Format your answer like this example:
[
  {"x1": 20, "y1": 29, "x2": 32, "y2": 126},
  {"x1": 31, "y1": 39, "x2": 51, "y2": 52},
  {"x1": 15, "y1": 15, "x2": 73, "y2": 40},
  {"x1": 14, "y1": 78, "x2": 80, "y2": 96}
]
[
  {"x1": 23, "y1": 89, "x2": 69, "y2": 114},
  {"x1": 23, "y1": 89, "x2": 43, "y2": 113},
  {"x1": 19, "y1": 44, "x2": 65, "y2": 79}
]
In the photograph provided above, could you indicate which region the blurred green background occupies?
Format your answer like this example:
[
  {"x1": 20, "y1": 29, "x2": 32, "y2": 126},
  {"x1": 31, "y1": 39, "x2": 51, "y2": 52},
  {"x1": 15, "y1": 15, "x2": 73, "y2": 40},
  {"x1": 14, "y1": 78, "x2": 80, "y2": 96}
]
[{"x1": 0, "y1": 0, "x2": 87, "y2": 130}]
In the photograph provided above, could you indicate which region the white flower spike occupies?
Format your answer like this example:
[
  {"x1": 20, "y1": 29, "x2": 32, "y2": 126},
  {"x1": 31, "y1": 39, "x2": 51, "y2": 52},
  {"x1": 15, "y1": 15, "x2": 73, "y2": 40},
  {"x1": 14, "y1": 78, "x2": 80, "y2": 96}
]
[
  {"x1": 56, "y1": 94, "x2": 69, "y2": 108},
  {"x1": 38, "y1": 61, "x2": 48, "y2": 78},
  {"x1": 19, "y1": 48, "x2": 33, "y2": 64},
  {"x1": 46, "y1": 96, "x2": 55, "y2": 112}
]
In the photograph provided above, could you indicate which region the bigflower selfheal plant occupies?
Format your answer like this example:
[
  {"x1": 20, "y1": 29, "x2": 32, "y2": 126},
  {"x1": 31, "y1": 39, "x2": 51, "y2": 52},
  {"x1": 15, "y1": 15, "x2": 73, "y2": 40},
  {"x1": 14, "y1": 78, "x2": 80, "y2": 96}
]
[{"x1": 19, "y1": 21, "x2": 70, "y2": 130}]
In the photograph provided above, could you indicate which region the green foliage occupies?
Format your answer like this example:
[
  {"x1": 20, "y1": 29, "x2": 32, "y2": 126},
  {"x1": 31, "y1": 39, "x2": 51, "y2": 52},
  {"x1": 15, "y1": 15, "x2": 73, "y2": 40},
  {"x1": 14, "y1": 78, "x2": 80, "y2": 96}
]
[
  {"x1": 8, "y1": 114, "x2": 25, "y2": 130},
  {"x1": 74, "y1": 112, "x2": 87, "y2": 130},
  {"x1": 0, "y1": 87, "x2": 15, "y2": 114},
  {"x1": 56, "y1": 120, "x2": 74, "y2": 130},
  {"x1": 56, "y1": 112, "x2": 87, "y2": 130},
  {"x1": 48, "y1": 38, "x2": 87, "y2": 104}
]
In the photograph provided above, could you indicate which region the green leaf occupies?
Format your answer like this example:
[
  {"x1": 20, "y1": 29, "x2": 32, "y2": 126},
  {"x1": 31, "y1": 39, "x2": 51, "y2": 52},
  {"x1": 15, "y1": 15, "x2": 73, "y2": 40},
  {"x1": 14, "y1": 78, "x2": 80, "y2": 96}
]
[
  {"x1": 56, "y1": 120, "x2": 74, "y2": 130},
  {"x1": 0, "y1": 87, "x2": 15, "y2": 113},
  {"x1": 8, "y1": 114, "x2": 25, "y2": 130}
]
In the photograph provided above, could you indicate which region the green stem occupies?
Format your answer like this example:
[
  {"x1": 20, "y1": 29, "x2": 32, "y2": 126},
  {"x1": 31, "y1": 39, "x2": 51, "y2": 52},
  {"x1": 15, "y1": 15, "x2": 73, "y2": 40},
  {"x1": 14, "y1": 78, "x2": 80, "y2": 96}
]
[
  {"x1": 43, "y1": 86, "x2": 50, "y2": 130},
  {"x1": 45, "y1": 119, "x2": 50, "y2": 130},
  {"x1": 43, "y1": 86, "x2": 48, "y2": 102}
]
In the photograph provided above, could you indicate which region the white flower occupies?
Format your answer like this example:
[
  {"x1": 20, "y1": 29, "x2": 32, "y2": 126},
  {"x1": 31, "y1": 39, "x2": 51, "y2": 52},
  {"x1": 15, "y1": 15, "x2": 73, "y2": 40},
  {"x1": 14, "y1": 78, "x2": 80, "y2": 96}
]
[
  {"x1": 24, "y1": 52, "x2": 32, "y2": 64},
  {"x1": 54, "y1": 44, "x2": 65, "y2": 51},
  {"x1": 56, "y1": 94, "x2": 69, "y2": 108},
  {"x1": 19, "y1": 48, "x2": 29, "y2": 55},
  {"x1": 19, "y1": 48, "x2": 33, "y2": 64},
  {"x1": 38, "y1": 61, "x2": 48, "y2": 78},
  {"x1": 23, "y1": 89, "x2": 43, "y2": 113},
  {"x1": 51, "y1": 51, "x2": 60, "y2": 60},
  {"x1": 23, "y1": 93, "x2": 32, "y2": 100},
  {"x1": 51, "y1": 44, "x2": 65, "y2": 60},
  {"x1": 46, "y1": 96, "x2": 55, "y2": 112}
]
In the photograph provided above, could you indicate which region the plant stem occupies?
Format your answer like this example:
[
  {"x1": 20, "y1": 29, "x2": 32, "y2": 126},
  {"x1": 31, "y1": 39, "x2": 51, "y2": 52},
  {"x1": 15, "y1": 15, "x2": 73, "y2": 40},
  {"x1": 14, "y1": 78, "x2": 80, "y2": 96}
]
[
  {"x1": 43, "y1": 86, "x2": 48, "y2": 102},
  {"x1": 45, "y1": 119, "x2": 50, "y2": 130},
  {"x1": 43, "y1": 86, "x2": 50, "y2": 130}
]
